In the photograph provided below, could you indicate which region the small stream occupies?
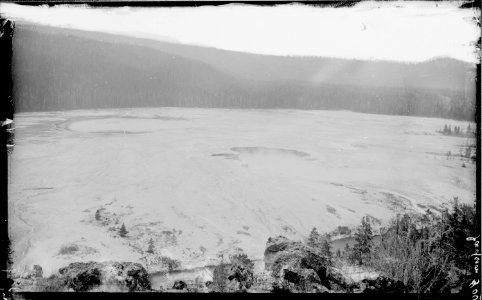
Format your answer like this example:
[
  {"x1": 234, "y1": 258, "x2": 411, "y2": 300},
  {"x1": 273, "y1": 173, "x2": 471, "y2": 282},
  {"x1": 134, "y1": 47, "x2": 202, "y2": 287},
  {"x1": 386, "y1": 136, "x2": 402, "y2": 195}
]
[
  {"x1": 150, "y1": 265, "x2": 216, "y2": 290},
  {"x1": 149, "y1": 259, "x2": 266, "y2": 290},
  {"x1": 331, "y1": 235, "x2": 382, "y2": 253}
]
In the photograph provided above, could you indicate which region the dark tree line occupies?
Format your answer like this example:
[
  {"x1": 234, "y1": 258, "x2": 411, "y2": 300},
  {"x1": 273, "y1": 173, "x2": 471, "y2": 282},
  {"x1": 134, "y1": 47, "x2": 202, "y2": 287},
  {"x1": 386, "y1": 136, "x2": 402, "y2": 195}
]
[
  {"x1": 12, "y1": 25, "x2": 476, "y2": 121},
  {"x1": 440, "y1": 123, "x2": 475, "y2": 137}
]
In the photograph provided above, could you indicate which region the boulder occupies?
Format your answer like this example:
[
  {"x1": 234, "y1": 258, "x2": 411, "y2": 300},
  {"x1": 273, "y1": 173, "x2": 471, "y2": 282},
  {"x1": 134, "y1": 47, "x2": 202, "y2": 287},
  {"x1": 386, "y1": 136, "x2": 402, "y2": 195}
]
[
  {"x1": 283, "y1": 269, "x2": 303, "y2": 285},
  {"x1": 55, "y1": 261, "x2": 151, "y2": 292},
  {"x1": 59, "y1": 263, "x2": 102, "y2": 292},
  {"x1": 270, "y1": 281, "x2": 291, "y2": 293},
  {"x1": 360, "y1": 276, "x2": 406, "y2": 293},
  {"x1": 32, "y1": 265, "x2": 43, "y2": 278},
  {"x1": 264, "y1": 235, "x2": 355, "y2": 293},
  {"x1": 123, "y1": 263, "x2": 151, "y2": 291},
  {"x1": 264, "y1": 236, "x2": 291, "y2": 268},
  {"x1": 227, "y1": 262, "x2": 254, "y2": 289},
  {"x1": 264, "y1": 235, "x2": 331, "y2": 292},
  {"x1": 300, "y1": 252, "x2": 328, "y2": 284},
  {"x1": 283, "y1": 268, "x2": 329, "y2": 292},
  {"x1": 265, "y1": 236, "x2": 327, "y2": 275},
  {"x1": 172, "y1": 280, "x2": 187, "y2": 290}
]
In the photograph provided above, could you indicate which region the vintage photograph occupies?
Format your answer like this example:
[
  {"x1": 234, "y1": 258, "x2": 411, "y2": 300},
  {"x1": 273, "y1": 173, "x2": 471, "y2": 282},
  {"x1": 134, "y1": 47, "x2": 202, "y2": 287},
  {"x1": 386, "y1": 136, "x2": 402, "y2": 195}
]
[{"x1": 0, "y1": 1, "x2": 480, "y2": 294}]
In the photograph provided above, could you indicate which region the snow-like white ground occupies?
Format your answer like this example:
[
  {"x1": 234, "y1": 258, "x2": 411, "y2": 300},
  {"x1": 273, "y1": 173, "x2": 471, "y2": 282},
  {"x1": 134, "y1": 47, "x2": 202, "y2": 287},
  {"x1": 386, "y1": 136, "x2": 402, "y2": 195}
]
[{"x1": 8, "y1": 108, "x2": 476, "y2": 277}]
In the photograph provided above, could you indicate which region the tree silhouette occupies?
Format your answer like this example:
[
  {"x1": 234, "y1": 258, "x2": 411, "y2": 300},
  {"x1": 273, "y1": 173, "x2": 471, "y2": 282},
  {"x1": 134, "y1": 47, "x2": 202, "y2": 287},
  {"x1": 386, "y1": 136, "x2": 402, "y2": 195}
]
[
  {"x1": 147, "y1": 238, "x2": 155, "y2": 254},
  {"x1": 119, "y1": 223, "x2": 128, "y2": 238},
  {"x1": 352, "y1": 216, "x2": 373, "y2": 265},
  {"x1": 212, "y1": 254, "x2": 229, "y2": 292},
  {"x1": 321, "y1": 238, "x2": 333, "y2": 266},
  {"x1": 307, "y1": 227, "x2": 321, "y2": 248}
]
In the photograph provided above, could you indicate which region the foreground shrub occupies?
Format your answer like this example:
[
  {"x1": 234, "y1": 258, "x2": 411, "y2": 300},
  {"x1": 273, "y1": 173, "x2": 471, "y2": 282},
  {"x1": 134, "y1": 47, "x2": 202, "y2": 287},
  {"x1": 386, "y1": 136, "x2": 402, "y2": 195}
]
[
  {"x1": 350, "y1": 216, "x2": 373, "y2": 265},
  {"x1": 211, "y1": 257, "x2": 230, "y2": 292},
  {"x1": 35, "y1": 261, "x2": 151, "y2": 292},
  {"x1": 58, "y1": 244, "x2": 80, "y2": 255},
  {"x1": 36, "y1": 274, "x2": 68, "y2": 292},
  {"x1": 367, "y1": 198, "x2": 476, "y2": 293},
  {"x1": 228, "y1": 252, "x2": 255, "y2": 290},
  {"x1": 159, "y1": 256, "x2": 181, "y2": 271}
]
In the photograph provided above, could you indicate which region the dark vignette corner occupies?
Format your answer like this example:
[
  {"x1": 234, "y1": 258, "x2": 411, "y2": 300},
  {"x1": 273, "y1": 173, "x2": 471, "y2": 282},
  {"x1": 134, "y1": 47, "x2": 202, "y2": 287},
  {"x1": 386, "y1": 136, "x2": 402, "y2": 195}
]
[
  {"x1": 0, "y1": 17, "x2": 15, "y2": 299},
  {"x1": 0, "y1": 1, "x2": 479, "y2": 298}
]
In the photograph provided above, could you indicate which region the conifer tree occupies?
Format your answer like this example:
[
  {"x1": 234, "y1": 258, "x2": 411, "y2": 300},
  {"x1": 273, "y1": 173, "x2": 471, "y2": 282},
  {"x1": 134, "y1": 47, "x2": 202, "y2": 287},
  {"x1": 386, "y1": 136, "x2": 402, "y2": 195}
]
[
  {"x1": 321, "y1": 238, "x2": 333, "y2": 265},
  {"x1": 352, "y1": 216, "x2": 373, "y2": 265},
  {"x1": 212, "y1": 254, "x2": 229, "y2": 292},
  {"x1": 119, "y1": 223, "x2": 128, "y2": 238},
  {"x1": 147, "y1": 238, "x2": 155, "y2": 254},
  {"x1": 307, "y1": 227, "x2": 321, "y2": 248}
]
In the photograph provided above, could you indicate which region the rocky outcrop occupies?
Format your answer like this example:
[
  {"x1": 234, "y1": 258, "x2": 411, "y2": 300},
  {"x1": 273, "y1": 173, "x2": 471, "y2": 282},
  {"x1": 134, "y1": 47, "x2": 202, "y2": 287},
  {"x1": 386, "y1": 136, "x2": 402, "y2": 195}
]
[
  {"x1": 264, "y1": 236, "x2": 292, "y2": 267},
  {"x1": 172, "y1": 280, "x2": 187, "y2": 290},
  {"x1": 30, "y1": 261, "x2": 151, "y2": 292},
  {"x1": 264, "y1": 236, "x2": 330, "y2": 292},
  {"x1": 358, "y1": 276, "x2": 406, "y2": 293},
  {"x1": 59, "y1": 262, "x2": 102, "y2": 291},
  {"x1": 227, "y1": 264, "x2": 254, "y2": 290},
  {"x1": 264, "y1": 235, "x2": 351, "y2": 293}
]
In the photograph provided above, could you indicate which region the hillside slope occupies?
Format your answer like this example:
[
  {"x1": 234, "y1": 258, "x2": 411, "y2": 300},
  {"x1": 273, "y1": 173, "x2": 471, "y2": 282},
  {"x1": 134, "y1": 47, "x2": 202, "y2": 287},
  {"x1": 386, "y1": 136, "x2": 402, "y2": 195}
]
[
  {"x1": 12, "y1": 23, "x2": 476, "y2": 120},
  {"x1": 26, "y1": 23, "x2": 476, "y2": 91}
]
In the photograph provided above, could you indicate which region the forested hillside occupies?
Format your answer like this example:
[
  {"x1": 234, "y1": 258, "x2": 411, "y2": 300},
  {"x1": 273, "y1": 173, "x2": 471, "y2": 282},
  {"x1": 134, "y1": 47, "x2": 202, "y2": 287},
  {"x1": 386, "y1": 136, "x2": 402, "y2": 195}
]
[
  {"x1": 12, "y1": 23, "x2": 476, "y2": 120},
  {"x1": 30, "y1": 23, "x2": 476, "y2": 92}
]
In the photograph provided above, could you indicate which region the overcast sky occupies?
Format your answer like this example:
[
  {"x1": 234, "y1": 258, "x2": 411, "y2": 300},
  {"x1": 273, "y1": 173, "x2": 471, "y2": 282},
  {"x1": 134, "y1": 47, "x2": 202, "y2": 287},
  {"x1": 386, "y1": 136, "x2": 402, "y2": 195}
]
[{"x1": 0, "y1": 1, "x2": 480, "y2": 63}]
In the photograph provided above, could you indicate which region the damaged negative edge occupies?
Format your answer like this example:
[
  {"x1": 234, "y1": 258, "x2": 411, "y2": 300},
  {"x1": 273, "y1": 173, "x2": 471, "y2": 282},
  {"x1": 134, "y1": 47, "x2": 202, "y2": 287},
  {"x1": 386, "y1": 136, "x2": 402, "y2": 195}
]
[{"x1": 0, "y1": 17, "x2": 15, "y2": 300}]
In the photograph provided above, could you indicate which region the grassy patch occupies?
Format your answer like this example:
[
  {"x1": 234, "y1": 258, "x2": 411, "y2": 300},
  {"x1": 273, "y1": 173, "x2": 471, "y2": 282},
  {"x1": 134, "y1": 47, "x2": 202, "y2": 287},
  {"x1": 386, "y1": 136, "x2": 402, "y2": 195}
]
[{"x1": 58, "y1": 244, "x2": 80, "y2": 255}]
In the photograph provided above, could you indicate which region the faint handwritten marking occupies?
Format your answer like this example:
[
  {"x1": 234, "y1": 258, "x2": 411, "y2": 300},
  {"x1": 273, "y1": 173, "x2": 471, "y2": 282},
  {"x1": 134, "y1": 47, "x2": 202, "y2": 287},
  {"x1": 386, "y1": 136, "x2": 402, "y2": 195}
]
[{"x1": 467, "y1": 236, "x2": 481, "y2": 300}]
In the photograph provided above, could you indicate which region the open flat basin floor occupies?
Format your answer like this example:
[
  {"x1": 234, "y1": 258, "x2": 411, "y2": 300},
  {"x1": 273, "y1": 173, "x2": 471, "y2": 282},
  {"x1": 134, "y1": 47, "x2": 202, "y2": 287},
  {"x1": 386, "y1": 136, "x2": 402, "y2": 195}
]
[
  {"x1": 8, "y1": 107, "x2": 476, "y2": 276},
  {"x1": 68, "y1": 117, "x2": 167, "y2": 133}
]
